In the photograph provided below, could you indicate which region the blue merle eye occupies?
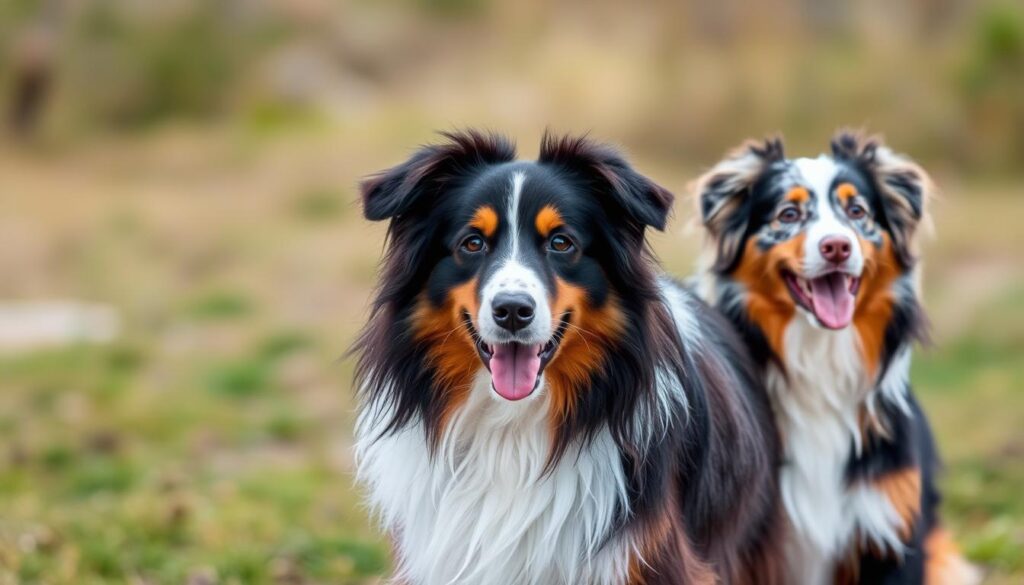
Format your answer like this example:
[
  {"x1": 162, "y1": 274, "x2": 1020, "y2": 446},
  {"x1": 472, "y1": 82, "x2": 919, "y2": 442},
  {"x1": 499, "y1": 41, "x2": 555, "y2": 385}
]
[
  {"x1": 846, "y1": 203, "x2": 868, "y2": 220},
  {"x1": 549, "y1": 234, "x2": 575, "y2": 253},
  {"x1": 460, "y1": 235, "x2": 485, "y2": 253},
  {"x1": 777, "y1": 206, "x2": 801, "y2": 224}
]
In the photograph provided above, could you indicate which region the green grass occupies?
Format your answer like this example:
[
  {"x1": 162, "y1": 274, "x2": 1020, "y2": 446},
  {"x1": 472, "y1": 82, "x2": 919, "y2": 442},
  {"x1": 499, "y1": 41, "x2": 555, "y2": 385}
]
[
  {"x1": 0, "y1": 339, "x2": 385, "y2": 584},
  {"x1": 291, "y1": 187, "x2": 349, "y2": 222},
  {"x1": 187, "y1": 291, "x2": 253, "y2": 321}
]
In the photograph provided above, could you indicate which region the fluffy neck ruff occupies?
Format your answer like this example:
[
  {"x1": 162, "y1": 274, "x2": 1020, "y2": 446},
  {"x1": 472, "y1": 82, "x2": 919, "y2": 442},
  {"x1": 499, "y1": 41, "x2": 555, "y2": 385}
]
[
  {"x1": 355, "y1": 372, "x2": 635, "y2": 585},
  {"x1": 353, "y1": 280, "x2": 694, "y2": 584},
  {"x1": 701, "y1": 265, "x2": 927, "y2": 578}
]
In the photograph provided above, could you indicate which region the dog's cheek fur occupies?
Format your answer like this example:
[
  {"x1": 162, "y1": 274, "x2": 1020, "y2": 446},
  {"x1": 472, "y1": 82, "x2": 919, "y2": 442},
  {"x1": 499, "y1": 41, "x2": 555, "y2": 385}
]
[
  {"x1": 545, "y1": 278, "x2": 626, "y2": 427},
  {"x1": 730, "y1": 234, "x2": 805, "y2": 358},
  {"x1": 411, "y1": 278, "x2": 481, "y2": 439},
  {"x1": 852, "y1": 232, "x2": 901, "y2": 377}
]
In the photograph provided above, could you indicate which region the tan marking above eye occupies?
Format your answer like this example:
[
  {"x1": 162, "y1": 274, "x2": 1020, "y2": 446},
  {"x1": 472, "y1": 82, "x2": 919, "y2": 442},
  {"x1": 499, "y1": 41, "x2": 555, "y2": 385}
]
[
  {"x1": 535, "y1": 205, "x2": 564, "y2": 238},
  {"x1": 836, "y1": 182, "x2": 858, "y2": 203},
  {"x1": 469, "y1": 206, "x2": 498, "y2": 237},
  {"x1": 785, "y1": 187, "x2": 810, "y2": 203}
]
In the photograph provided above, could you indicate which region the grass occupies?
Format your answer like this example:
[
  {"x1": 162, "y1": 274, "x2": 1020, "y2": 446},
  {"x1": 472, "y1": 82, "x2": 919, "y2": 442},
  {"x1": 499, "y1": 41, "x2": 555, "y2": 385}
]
[
  {"x1": 187, "y1": 291, "x2": 253, "y2": 321},
  {"x1": 0, "y1": 340, "x2": 383, "y2": 585},
  {"x1": 0, "y1": 130, "x2": 1020, "y2": 584}
]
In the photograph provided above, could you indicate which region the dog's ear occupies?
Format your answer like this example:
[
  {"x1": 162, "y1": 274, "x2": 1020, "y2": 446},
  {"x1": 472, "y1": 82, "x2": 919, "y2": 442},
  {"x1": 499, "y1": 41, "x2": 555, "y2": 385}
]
[
  {"x1": 360, "y1": 130, "x2": 517, "y2": 221},
  {"x1": 538, "y1": 132, "x2": 674, "y2": 231},
  {"x1": 831, "y1": 131, "x2": 931, "y2": 268},
  {"x1": 694, "y1": 138, "x2": 783, "y2": 273}
]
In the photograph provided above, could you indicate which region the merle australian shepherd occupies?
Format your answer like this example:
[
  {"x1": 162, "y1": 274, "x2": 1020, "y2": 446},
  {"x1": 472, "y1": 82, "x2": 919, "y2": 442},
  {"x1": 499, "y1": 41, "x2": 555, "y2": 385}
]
[
  {"x1": 353, "y1": 130, "x2": 783, "y2": 584},
  {"x1": 693, "y1": 131, "x2": 980, "y2": 584}
]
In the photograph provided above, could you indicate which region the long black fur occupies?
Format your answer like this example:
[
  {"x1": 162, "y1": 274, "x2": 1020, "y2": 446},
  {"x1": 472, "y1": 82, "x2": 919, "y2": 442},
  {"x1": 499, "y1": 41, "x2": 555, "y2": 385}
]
[{"x1": 355, "y1": 130, "x2": 784, "y2": 584}]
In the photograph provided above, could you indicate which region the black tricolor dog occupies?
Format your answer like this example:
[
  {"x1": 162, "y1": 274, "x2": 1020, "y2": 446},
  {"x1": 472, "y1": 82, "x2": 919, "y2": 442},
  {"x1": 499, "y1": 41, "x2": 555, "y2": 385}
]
[
  {"x1": 354, "y1": 130, "x2": 783, "y2": 584},
  {"x1": 694, "y1": 131, "x2": 979, "y2": 584}
]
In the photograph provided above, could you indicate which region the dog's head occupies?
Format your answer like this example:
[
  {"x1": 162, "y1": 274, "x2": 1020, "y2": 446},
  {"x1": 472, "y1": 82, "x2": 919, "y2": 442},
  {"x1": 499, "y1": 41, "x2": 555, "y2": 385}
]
[
  {"x1": 696, "y1": 131, "x2": 931, "y2": 367},
  {"x1": 357, "y1": 130, "x2": 675, "y2": 447}
]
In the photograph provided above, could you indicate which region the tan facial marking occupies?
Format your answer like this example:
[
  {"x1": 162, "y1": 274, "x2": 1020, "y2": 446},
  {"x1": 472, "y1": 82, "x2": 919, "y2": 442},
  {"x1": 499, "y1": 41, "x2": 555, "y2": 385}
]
[
  {"x1": 732, "y1": 234, "x2": 807, "y2": 358},
  {"x1": 786, "y1": 186, "x2": 810, "y2": 204},
  {"x1": 853, "y1": 232, "x2": 901, "y2": 377},
  {"x1": 836, "y1": 182, "x2": 858, "y2": 204},
  {"x1": 470, "y1": 206, "x2": 499, "y2": 237},
  {"x1": 535, "y1": 205, "x2": 564, "y2": 238},
  {"x1": 545, "y1": 278, "x2": 625, "y2": 427},
  {"x1": 412, "y1": 278, "x2": 480, "y2": 442}
]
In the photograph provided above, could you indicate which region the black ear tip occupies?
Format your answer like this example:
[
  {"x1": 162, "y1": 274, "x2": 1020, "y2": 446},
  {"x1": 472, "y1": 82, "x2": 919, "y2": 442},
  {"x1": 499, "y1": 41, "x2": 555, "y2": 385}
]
[
  {"x1": 747, "y1": 135, "x2": 785, "y2": 161},
  {"x1": 359, "y1": 176, "x2": 389, "y2": 221},
  {"x1": 362, "y1": 207, "x2": 388, "y2": 222},
  {"x1": 648, "y1": 183, "x2": 674, "y2": 231}
]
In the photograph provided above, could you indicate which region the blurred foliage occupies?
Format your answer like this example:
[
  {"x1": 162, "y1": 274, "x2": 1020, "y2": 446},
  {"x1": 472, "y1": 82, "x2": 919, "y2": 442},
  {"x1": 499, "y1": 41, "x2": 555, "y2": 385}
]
[
  {"x1": 957, "y1": 3, "x2": 1024, "y2": 172},
  {"x1": 0, "y1": 337, "x2": 385, "y2": 584},
  {"x1": 292, "y1": 186, "x2": 348, "y2": 222},
  {"x1": 0, "y1": 0, "x2": 1022, "y2": 174},
  {"x1": 2, "y1": 0, "x2": 291, "y2": 131},
  {"x1": 69, "y1": 2, "x2": 237, "y2": 127},
  {"x1": 187, "y1": 290, "x2": 253, "y2": 321}
]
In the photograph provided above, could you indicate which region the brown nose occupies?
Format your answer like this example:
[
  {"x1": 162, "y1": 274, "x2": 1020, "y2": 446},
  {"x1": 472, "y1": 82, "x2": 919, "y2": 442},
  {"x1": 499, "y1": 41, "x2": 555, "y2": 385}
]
[{"x1": 819, "y1": 236, "x2": 852, "y2": 264}]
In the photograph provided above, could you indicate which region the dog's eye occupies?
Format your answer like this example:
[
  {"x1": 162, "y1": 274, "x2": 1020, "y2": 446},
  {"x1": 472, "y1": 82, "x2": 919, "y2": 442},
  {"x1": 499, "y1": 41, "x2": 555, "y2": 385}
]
[
  {"x1": 460, "y1": 235, "x2": 486, "y2": 253},
  {"x1": 549, "y1": 235, "x2": 575, "y2": 253},
  {"x1": 846, "y1": 204, "x2": 868, "y2": 220},
  {"x1": 777, "y1": 206, "x2": 801, "y2": 224}
]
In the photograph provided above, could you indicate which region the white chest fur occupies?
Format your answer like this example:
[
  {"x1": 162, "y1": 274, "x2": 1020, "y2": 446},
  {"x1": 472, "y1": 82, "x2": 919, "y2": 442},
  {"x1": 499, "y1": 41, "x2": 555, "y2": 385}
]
[
  {"x1": 770, "y1": 316, "x2": 911, "y2": 584},
  {"x1": 355, "y1": 372, "x2": 633, "y2": 585}
]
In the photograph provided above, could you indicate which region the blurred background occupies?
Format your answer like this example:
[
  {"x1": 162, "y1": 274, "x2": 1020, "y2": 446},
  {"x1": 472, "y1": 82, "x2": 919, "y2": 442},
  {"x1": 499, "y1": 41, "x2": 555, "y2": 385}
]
[{"x1": 0, "y1": 0, "x2": 1022, "y2": 583}]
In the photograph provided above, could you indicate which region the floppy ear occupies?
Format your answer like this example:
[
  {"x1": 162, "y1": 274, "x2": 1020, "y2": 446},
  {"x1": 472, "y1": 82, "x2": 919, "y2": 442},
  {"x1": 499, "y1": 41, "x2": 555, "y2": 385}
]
[
  {"x1": 538, "y1": 132, "x2": 674, "y2": 231},
  {"x1": 831, "y1": 131, "x2": 931, "y2": 268},
  {"x1": 694, "y1": 138, "x2": 784, "y2": 273},
  {"x1": 360, "y1": 130, "x2": 517, "y2": 221}
]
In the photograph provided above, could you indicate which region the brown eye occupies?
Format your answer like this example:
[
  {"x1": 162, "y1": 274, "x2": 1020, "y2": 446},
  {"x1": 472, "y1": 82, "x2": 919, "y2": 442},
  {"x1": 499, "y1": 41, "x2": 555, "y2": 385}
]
[
  {"x1": 777, "y1": 206, "x2": 801, "y2": 224},
  {"x1": 460, "y1": 235, "x2": 485, "y2": 253},
  {"x1": 847, "y1": 204, "x2": 867, "y2": 220},
  {"x1": 549, "y1": 234, "x2": 575, "y2": 253}
]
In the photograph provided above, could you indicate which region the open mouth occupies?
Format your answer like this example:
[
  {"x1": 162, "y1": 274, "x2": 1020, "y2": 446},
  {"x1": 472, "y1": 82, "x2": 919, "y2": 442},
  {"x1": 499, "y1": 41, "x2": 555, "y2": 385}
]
[
  {"x1": 782, "y1": 269, "x2": 861, "y2": 330},
  {"x1": 462, "y1": 311, "x2": 571, "y2": 401}
]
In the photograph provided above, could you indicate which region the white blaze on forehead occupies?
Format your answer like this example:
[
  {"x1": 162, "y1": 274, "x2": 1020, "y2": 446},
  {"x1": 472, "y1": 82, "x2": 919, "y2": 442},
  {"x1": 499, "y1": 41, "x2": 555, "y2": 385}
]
[
  {"x1": 478, "y1": 170, "x2": 553, "y2": 345},
  {"x1": 508, "y1": 171, "x2": 526, "y2": 259},
  {"x1": 792, "y1": 156, "x2": 865, "y2": 277}
]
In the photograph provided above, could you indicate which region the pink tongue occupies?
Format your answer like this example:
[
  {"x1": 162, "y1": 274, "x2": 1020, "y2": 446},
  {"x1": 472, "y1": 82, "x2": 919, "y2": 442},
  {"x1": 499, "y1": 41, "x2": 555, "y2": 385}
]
[
  {"x1": 489, "y1": 343, "x2": 543, "y2": 401},
  {"x1": 809, "y1": 273, "x2": 855, "y2": 329}
]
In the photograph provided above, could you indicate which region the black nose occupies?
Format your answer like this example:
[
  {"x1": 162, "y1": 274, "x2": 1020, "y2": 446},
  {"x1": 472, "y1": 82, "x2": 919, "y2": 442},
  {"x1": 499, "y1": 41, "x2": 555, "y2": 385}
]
[{"x1": 492, "y1": 293, "x2": 535, "y2": 332}]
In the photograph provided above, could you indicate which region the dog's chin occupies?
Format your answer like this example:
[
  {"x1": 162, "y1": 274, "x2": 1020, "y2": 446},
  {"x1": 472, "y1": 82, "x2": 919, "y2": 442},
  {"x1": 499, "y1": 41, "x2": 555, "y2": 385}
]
[
  {"x1": 782, "y1": 269, "x2": 861, "y2": 330},
  {"x1": 463, "y1": 312, "x2": 570, "y2": 401}
]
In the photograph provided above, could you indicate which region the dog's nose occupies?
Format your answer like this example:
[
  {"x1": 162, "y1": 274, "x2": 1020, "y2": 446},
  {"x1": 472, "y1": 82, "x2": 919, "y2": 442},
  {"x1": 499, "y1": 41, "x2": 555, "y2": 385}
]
[
  {"x1": 819, "y1": 235, "x2": 852, "y2": 264},
  {"x1": 492, "y1": 293, "x2": 535, "y2": 332}
]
